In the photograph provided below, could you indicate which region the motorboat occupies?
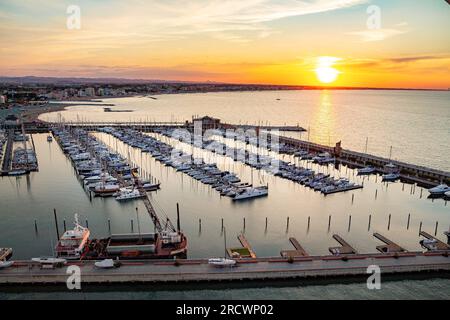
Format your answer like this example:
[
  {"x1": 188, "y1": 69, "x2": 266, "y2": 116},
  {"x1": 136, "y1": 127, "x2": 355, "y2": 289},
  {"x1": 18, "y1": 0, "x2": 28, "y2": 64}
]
[
  {"x1": 0, "y1": 261, "x2": 14, "y2": 269},
  {"x1": 55, "y1": 214, "x2": 90, "y2": 259},
  {"x1": 428, "y1": 184, "x2": 450, "y2": 195},
  {"x1": 358, "y1": 166, "x2": 376, "y2": 175},
  {"x1": 115, "y1": 188, "x2": 145, "y2": 201},
  {"x1": 445, "y1": 190, "x2": 450, "y2": 198},
  {"x1": 420, "y1": 239, "x2": 438, "y2": 251},
  {"x1": 47, "y1": 135, "x2": 53, "y2": 142},
  {"x1": 31, "y1": 257, "x2": 67, "y2": 265},
  {"x1": 208, "y1": 258, "x2": 236, "y2": 267},
  {"x1": 94, "y1": 259, "x2": 116, "y2": 269}
]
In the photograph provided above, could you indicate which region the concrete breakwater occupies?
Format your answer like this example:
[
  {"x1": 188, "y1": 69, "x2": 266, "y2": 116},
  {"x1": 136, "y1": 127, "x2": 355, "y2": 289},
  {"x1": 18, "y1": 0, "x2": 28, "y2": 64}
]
[{"x1": 1, "y1": 254, "x2": 449, "y2": 285}]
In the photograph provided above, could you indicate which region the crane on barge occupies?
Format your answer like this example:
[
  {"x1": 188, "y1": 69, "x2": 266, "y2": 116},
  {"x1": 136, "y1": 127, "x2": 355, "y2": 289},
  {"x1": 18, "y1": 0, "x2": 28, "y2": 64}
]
[{"x1": 129, "y1": 170, "x2": 187, "y2": 257}]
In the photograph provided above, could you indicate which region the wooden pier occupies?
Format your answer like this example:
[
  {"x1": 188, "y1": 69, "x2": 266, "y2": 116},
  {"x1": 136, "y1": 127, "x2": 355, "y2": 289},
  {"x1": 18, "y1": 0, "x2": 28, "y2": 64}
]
[
  {"x1": 228, "y1": 234, "x2": 257, "y2": 259},
  {"x1": 329, "y1": 234, "x2": 358, "y2": 255},
  {"x1": 373, "y1": 233, "x2": 406, "y2": 253},
  {"x1": 280, "y1": 237, "x2": 309, "y2": 258},
  {"x1": 0, "y1": 130, "x2": 13, "y2": 175}
]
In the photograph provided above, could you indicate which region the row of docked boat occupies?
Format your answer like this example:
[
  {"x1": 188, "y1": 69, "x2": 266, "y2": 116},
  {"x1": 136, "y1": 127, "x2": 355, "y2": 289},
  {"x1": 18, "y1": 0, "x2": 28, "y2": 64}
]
[
  {"x1": 98, "y1": 127, "x2": 269, "y2": 201},
  {"x1": 153, "y1": 127, "x2": 361, "y2": 195},
  {"x1": 52, "y1": 127, "x2": 157, "y2": 201},
  {"x1": 0, "y1": 129, "x2": 6, "y2": 167}
]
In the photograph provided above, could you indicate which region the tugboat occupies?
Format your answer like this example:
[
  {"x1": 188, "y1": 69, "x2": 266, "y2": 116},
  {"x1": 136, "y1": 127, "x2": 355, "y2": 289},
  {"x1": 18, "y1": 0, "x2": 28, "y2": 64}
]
[{"x1": 55, "y1": 214, "x2": 90, "y2": 260}]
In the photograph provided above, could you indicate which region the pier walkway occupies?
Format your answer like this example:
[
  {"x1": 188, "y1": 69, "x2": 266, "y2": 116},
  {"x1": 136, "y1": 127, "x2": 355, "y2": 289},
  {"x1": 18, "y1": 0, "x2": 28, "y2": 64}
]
[{"x1": 0, "y1": 254, "x2": 448, "y2": 285}]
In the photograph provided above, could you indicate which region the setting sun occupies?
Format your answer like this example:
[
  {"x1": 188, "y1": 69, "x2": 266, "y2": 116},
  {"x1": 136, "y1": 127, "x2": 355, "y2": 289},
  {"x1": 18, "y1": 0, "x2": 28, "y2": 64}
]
[{"x1": 315, "y1": 57, "x2": 341, "y2": 84}]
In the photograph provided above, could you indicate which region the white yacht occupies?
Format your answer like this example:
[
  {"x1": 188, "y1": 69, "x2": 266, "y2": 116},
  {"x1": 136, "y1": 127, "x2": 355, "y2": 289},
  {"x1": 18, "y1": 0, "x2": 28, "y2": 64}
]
[
  {"x1": 94, "y1": 259, "x2": 116, "y2": 269},
  {"x1": 428, "y1": 184, "x2": 450, "y2": 195},
  {"x1": 115, "y1": 188, "x2": 145, "y2": 201},
  {"x1": 233, "y1": 186, "x2": 268, "y2": 201},
  {"x1": 208, "y1": 258, "x2": 237, "y2": 267},
  {"x1": 445, "y1": 191, "x2": 450, "y2": 198},
  {"x1": 358, "y1": 166, "x2": 376, "y2": 175}
]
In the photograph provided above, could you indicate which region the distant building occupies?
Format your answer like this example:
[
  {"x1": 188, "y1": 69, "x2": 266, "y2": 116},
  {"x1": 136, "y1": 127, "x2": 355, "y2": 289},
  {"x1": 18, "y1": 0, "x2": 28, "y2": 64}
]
[
  {"x1": 192, "y1": 116, "x2": 221, "y2": 132},
  {"x1": 85, "y1": 87, "x2": 96, "y2": 97},
  {"x1": 0, "y1": 95, "x2": 6, "y2": 104}
]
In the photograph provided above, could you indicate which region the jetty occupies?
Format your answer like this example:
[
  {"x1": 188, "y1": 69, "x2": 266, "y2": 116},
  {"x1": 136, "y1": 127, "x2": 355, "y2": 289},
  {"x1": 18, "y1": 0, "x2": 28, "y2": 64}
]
[
  {"x1": 329, "y1": 234, "x2": 358, "y2": 255},
  {"x1": 373, "y1": 233, "x2": 406, "y2": 253},
  {"x1": 0, "y1": 253, "x2": 448, "y2": 285}
]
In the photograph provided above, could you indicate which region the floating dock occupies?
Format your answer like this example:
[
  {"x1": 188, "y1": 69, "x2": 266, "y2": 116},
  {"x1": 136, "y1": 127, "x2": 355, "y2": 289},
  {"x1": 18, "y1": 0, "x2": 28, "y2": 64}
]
[
  {"x1": 329, "y1": 234, "x2": 358, "y2": 255},
  {"x1": 0, "y1": 253, "x2": 448, "y2": 285},
  {"x1": 373, "y1": 233, "x2": 406, "y2": 253},
  {"x1": 228, "y1": 234, "x2": 257, "y2": 259},
  {"x1": 420, "y1": 231, "x2": 450, "y2": 251},
  {"x1": 280, "y1": 237, "x2": 309, "y2": 258}
]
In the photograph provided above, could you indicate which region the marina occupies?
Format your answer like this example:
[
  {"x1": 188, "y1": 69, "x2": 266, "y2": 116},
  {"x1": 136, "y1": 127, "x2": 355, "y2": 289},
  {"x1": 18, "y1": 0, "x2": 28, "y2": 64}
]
[{"x1": 1, "y1": 92, "x2": 449, "y2": 292}]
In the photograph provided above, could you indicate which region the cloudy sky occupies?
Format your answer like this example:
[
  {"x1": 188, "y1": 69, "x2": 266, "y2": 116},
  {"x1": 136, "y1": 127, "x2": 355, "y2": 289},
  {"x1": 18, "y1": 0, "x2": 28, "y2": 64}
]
[{"x1": 0, "y1": 0, "x2": 449, "y2": 88}]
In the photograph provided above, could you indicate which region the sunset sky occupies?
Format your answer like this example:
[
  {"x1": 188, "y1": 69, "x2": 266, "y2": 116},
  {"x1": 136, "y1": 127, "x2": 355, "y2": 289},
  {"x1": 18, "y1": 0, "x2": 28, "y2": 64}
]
[{"x1": 1, "y1": 0, "x2": 449, "y2": 89}]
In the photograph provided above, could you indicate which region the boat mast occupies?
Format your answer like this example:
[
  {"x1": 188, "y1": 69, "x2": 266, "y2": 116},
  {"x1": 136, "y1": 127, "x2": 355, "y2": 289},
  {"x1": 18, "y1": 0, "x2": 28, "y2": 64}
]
[{"x1": 223, "y1": 227, "x2": 227, "y2": 258}]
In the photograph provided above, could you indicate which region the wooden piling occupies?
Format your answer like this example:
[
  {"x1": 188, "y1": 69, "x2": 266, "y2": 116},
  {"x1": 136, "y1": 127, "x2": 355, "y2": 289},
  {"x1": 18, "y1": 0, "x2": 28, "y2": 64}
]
[
  {"x1": 348, "y1": 215, "x2": 352, "y2": 231},
  {"x1": 419, "y1": 221, "x2": 422, "y2": 234},
  {"x1": 388, "y1": 214, "x2": 391, "y2": 230},
  {"x1": 53, "y1": 209, "x2": 60, "y2": 240},
  {"x1": 63, "y1": 220, "x2": 66, "y2": 232},
  {"x1": 307, "y1": 216, "x2": 310, "y2": 230},
  {"x1": 86, "y1": 220, "x2": 89, "y2": 228},
  {"x1": 34, "y1": 220, "x2": 38, "y2": 233},
  {"x1": 375, "y1": 189, "x2": 378, "y2": 200},
  {"x1": 435, "y1": 221, "x2": 439, "y2": 236},
  {"x1": 131, "y1": 219, "x2": 134, "y2": 232},
  {"x1": 328, "y1": 215, "x2": 331, "y2": 231},
  {"x1": 108, "y1": 219, "x2": 111, "y2": 233},
  {"x1": 368, "y1": 214, "x2": 372, "y2": 231},
  {"x1": 407, "y1": 213, "x2": 410, "y2": 230}
]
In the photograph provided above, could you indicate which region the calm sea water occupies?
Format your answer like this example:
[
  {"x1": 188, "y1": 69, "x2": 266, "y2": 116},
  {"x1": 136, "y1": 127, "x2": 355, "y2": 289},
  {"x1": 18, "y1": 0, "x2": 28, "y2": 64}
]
[
  {"x1": 41, "y1": 90, "x2": 450, "y2": 171},
  {"x1": 1, "y1": 90, "x2": 449, "y2": 299}
]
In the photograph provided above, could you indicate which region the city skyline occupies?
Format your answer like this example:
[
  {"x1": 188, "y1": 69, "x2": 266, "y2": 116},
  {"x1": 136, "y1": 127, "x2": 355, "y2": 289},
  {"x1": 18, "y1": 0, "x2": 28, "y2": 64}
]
[{"x1": 1, "y1": 0, "x2": 449, "y2": 89}]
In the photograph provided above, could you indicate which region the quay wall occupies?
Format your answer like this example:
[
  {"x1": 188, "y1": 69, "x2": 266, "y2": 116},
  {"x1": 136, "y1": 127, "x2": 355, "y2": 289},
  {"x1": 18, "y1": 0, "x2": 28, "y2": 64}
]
[{"x1": 1, "y1": 255, "x2": 449, "y2": 285}]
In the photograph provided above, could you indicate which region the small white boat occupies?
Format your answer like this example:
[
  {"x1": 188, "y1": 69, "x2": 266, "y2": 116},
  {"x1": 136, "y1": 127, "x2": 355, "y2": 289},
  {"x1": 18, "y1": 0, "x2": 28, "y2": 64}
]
[
  {"x1": 94, "y1": 259, "x2": 116, "y2": 269},
  {"x1": 31, "y1": 257, "x2": 67, "y2": 265},
  {"x1": 445, "y1": 191, "x2": 450, "y2": 198},
  {"x1": 0, "y1": 261, "x2": 14, "y2": 269},
  {"x1": 382, "y1": 173, "x2": 400, "y2": 182},
  {"x1": 233, "y1": 186, "x2": 268, "y2": 201},
  {"x1": 428, "y1": 184, "x2": 450, "y2": 195},
  {"x1": 420, "y1": 239, "x2": 438, "y2": 251},
  {"x1": 358, "y1": 166, "x2": 376, "y2": 175},
  {"x1": 208, "y1": 258, "x2": 236, "y2": 267}
]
